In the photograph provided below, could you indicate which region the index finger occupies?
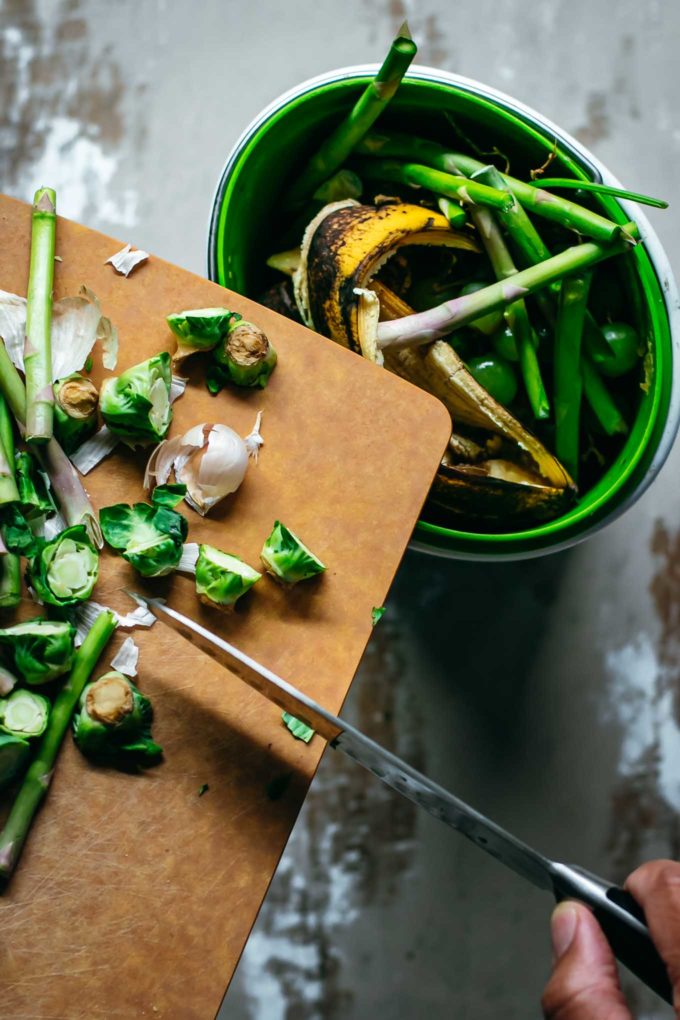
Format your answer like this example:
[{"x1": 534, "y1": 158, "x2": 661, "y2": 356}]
[{"x1": 626, "y1": 859, "x2": 680, "y2": 1014}]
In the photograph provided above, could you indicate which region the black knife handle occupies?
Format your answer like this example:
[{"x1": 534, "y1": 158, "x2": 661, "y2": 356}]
[
  {"x1": 592, "y1": 887, "x2": 672, "y2": 1005},
  {"x1": 552, "y1": 866, "x2": 672, "y2": 1005}
]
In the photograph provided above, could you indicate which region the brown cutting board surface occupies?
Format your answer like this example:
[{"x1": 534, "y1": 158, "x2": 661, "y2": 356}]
[{"x1": 0, "y1": 195, "x2": 450, "y2": 1020}]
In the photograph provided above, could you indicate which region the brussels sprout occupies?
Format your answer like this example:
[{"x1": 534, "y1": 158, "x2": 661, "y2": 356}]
[
  {"x1": 0, "y1": 619, "x2": 75, "y2": 685},
  {"x1": 0, "y1": 689, "x2": 50, "y2": 739},
  {"x1": 53, "y1": 373, "x2": 99, "y2": 454},
  {"x1": 100, "y1": 501, "x2": 188, "y2": 577},
  {"x1": 167, "y1": 307, "x2": 239, "y2": 359},
  {"x1": 15, "y1": 450, "x2": 56, "y2": 518},
  {"x1": 592, "y1": 322, "x2": 641, "y2": 378},
  {"x1": 28, "y1": 524, "x2": 99, "y2": 607},
  {"x1": 195, "y1": 545, "x2": 261, "y2": 609},
  {"x1": 99, "y1": 353, "x2": 172, "y2": 445},
  {"x1": 467, "y1": 354, "x2": 518, "y2": 406},
  {"x1": 213, "y1": 321, "x2": 278, "y2": 390},
  {"x1": 0, "y1": 733, "x2": 31, "y2": 790},
  {"x1": 72, "y1": 670, "x2": 162, "y2": 765},
  {"x1": 260, "y1": 521, "x2": 326, "y2": 585}
]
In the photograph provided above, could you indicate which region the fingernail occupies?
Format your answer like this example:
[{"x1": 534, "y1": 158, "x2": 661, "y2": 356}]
[{"x1": 551, "y1": 903, "x2": 579, "y2": 959}]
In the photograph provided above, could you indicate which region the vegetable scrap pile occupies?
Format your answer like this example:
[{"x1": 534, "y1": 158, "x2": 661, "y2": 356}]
[
  {"x1": 261, "y1": 23, "x2": 667, "y2": 530},
  {"x1": 0, "y1": 187, "x2": 326, "y2": 881}
]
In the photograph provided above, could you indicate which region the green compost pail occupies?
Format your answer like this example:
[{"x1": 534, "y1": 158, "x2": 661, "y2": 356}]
[{"x1": 208, "y1": 65, "x2": 680, "y2": 561}]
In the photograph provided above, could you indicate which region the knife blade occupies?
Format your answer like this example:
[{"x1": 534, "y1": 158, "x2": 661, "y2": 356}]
[{"x1": 129, "y1": 591, "x2": 672, "y2": 1003}]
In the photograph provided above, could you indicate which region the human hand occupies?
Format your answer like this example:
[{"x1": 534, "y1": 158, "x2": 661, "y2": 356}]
[{"x1": 542, "y1": 859, "x2": 680, "y2": 1018}]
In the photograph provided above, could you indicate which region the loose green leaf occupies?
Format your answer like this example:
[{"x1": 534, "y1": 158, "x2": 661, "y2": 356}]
[
  {"x1": 0, "y1": 503, "x2": 39, "y2": 556},
  {"x1": 198, "y1": 783, "x2": 209, "y2": 797},
  {"x1": 195, "y1": 545, "x2": 261, "y2": 609},
  {"x1": 260, "y1": 521, "x2": 326, "y2": 585},
  {"x1": 15, "y1": 450, "x2": 56, "y2": 517},
  {"x1": 282, "y1": 711, "x2": 315, "y2": 743},
  {"x1": 28, "y1": 524, "x2": 99, "y2": 607},
  {"x1": 0, "y1": 619, "x2": 76, "y2": 686},
  {"x1": 99, "y1": 352, "x2": 172, "y2": 445},
  {"x1": 151, "y1": 483, "x2": 187, "y2": 509},
  {"x1": 371, "y1": 606, "x2": 386, "y2": 627},
  {"x1": 100, "y1": 501, "x2": 188, "y2": 577}
]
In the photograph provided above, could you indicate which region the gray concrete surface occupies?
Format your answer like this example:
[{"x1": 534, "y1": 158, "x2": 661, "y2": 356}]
[{"x1": 2, "y1": 1, "x2": 680, "y2": 1017}]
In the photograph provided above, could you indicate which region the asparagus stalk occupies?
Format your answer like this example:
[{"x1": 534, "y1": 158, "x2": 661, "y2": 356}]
[
  {"x1": 0, "y1": 338, "x2": 101, "y2": 545},
  {"x1": 0, "y1": 394, "x2": 19, "y2": 507},
  {"x1": 352, "y1": 157, "x2": 514, "y2": 211},
  {"x1": 0, "y1": 610, "x2": 116, "y2": 880},
  {"x1": 581, "y1": 355, "x2": 628, "y2": 436},
  {"x1": 354, "y1": 132, "x2": 634, "y2": 243},
  {"x1": 437, "y1": 196, "x2": 468, "y2": 230},
  {"x1": 526, "y1": 178, "x2": 668, "y2": 209},
  {"x1": 24, "y1": 187, "x2": 56, "y2": 444},
  {"x1": 286, "y1": 25, "x2": 417, "y2": 205},
  {"x1": 473, "y1": 164, "x2": 613, "y2": 362},
  {"x1": 0, "y1": 394, "x2": 21, "y2": 607},
  {"x1": 376, "y1": 232, "x2": 634, "y2": 350},
  {"x1": 463, "y1": 191, "x2": 549, "y2": 419},
  {"x1": 554, "y1": 274, "x2": 592, "y2": 479}
]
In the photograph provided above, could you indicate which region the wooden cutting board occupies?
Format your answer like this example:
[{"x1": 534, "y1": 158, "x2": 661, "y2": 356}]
[{"x1": 0, "y1": 195, "x2": 450, "y2": 1020}]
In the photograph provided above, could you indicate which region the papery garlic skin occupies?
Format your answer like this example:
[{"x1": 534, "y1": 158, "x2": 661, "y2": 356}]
[{"x1": 145, "y1": 418, "x2": 261, "y2": 517}]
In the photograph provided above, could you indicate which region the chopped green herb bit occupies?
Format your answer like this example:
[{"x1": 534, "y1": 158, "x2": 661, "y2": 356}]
[
  {"x1": 198, "y1": 783, "x2": 209, "y2": 797},
  {"x1": 282, "y1": 711, "x2": 315, "y2": 743},
  {"x1": 151, "y1": 483, "x2": 187, "y2": 509},
  {"x1": 372, "y1": 606, "x2": 386, "y2": 627}
]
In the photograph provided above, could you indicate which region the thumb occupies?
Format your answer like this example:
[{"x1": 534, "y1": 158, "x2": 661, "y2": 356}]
[{"x1": 542, "y1": 901, "x2": 632, "y2": 1019}]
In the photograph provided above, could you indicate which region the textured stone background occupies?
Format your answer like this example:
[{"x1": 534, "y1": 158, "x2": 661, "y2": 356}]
[{"x1": 1, "y1": 1, "x2": 679, "y2": 1017}]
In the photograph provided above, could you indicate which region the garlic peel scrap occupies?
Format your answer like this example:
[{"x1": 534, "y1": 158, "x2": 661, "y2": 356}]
[
  {"x1": 0, "y1": 285, "x2": 117, "y2": 377},
  {"x1": 105, "y1": 243, "x2": 149, "y2": 277}
]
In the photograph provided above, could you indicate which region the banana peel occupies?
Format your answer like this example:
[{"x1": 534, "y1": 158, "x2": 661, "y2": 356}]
[
  {"x1": 291, "y1": 199, "x2": 575, "y2": 525},
  {"x1": 294, "y1": 200, "x2": 479, "y2": 362}
]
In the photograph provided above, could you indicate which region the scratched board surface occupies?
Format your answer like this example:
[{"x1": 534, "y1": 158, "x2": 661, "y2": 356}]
[{"x1": 0, "y1": 195, "x2": 450, "y2": 1020}]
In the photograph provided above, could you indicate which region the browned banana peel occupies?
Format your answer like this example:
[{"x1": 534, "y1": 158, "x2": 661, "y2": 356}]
[
  {"x1": 373, "y1": 281, "x2": 574, "y2": 500},
  {"x1": 293, "y1": 200, "x2": 479, "y2": 363},
  {"x1": 429, "y1": 452, "x2": 572, "y2": 525}
]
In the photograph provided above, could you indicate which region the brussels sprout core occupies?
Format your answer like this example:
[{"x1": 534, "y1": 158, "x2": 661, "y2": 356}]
[
  {"x1": 29, "y1": 524, "x2": 99, "y2": 606},
  {"x1": 213, "y1": 321, "x2": 278, "y2": 390},
  {"x1": 55, "y1": 375, "x2": 98, "y2": 420},
  {"x1": 54, "y1": 374, "x2": 99, "y2": 454},
  {"x1": 86, "y1": 673, "x2": 133, "y2": 726},
  {"x1": 73, "y1": 670, "x2": 162, "y2": 765},
  {"x1": 0, "y1": 689, "x2": 50, "y2": 738}
]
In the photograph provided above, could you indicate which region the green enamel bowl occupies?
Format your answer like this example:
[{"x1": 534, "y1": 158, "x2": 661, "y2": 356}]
[{"x1": 208, "y1": 66, "x2": 680, "y2": 561}]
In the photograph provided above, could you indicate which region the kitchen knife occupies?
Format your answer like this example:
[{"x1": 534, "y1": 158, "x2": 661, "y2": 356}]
[{"x1": 129, "y1": 592, "x2": 672, "y2": 1004}]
